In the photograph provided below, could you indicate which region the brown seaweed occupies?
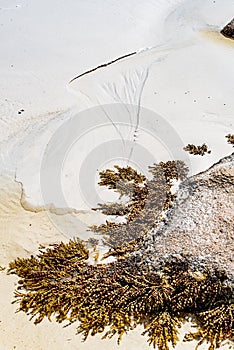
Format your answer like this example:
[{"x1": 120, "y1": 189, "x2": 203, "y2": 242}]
[
  {"x1": 183, "y1": 143, "x2": 211, "y2": 156},
  {"x1": 91, "y1": 161, "x2": 188, "y2": 249},
  {"x1": 8, "y1": 160, "x2": 234, "y2": 350},
  {"x1": 226, "y1": 134, "x2": 234, "y2": 147},
  {"x1": 8, "y1": 243, "x2": 234, "y2": 349}
]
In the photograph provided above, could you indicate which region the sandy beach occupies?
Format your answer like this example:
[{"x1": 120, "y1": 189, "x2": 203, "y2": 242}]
[{"x1": 0, "y1": 0, "x2": 234, "y2": 349}]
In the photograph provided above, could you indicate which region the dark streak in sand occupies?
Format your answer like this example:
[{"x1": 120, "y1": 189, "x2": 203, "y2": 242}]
[{"x1": 69, "y1": 51, "x2": 137, "y2": 83}]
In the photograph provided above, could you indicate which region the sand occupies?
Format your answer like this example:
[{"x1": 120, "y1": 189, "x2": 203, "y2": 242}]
[{"x1": 0, "y1": 0, "x2": 234, "y2": 349}]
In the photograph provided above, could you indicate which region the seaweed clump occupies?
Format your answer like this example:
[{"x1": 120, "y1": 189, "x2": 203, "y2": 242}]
[
  {"x1": 226, "y1": 134, "x2": 234, "y2": 147},
  {"x1": 7, "y1": 162, "x2": 234, "y2": 349},
  {"x1": 183, "y1": 143, "x2": 211, "y2": 156},
  {"x1": 91, "y1": 161, "x2": 188, "y2": 249},
  {"x1": 8, "y1": 242, "x2": 234, "y2": 350}
]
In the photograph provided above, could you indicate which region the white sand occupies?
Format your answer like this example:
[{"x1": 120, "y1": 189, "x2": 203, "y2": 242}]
[{"x1": 0, "y1": 0, "x2": 234, "y2": 349}]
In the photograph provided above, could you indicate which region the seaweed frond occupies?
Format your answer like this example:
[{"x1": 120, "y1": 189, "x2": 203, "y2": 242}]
[
  {"x1": 91, "y1": 161, "x2": 188, "y2": 249},
  {"x1": 183, "y1": 143, "x2": 211, "y2": 156},
  {"x1": 142, "y1": 312, "x2": 181, "y2": 350},
  {"x1": 186, "y1": 303, "x2": 234, "y2": 350},
  {"x1": 8, "y1": 245, "x2": 234, "y2": 349},
  {"x1": 225, "y1": 134, "x2": 234, "y2": 146}
]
